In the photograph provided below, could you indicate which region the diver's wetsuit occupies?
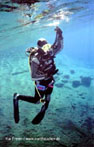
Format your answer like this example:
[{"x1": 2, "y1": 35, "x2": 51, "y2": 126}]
[
  {"x1": 16, "y1": 27, "x2": 63, "y2": 124},
  {"x1": 18, "y1": 77, "x2": 54, "y2": 109}
]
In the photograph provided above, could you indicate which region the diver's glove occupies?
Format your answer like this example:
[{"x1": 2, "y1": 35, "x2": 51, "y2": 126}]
[
  {"x1": 25, "y1": 47, "x2": 36, "y2": 56},
  {"x1": 55, "y1": 26, "x2": 63, "y2": 39},
  {"x1": 55, "y1": 26, "x2": 62, "y2": 33},
  {"x1": 26, "y1": 47, "x2": 34, "y2": 53}
]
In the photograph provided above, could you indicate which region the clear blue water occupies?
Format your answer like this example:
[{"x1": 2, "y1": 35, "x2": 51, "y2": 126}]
[{"x1": 0, "y1": 0, "x2": 94, "y2": 146}]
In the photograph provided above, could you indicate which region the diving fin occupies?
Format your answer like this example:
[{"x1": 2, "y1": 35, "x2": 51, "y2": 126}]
[
  {"x1": 32, "y1": 111, "x2": 45, "y2": 125},
  {"x1": 13, "y1": 93, "x2": 19, "y2": 123}
]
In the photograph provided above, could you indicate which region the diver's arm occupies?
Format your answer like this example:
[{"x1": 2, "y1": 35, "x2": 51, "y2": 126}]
[
  {"x1": 51, "y1": 26, "x2": 64, "y2": 55},
  {"x1": 31, "y1": 59, "x2": 46, "y2": 81}
]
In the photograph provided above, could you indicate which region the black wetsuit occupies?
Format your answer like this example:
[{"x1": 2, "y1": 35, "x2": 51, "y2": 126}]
[{"x1": 18, "y1": 77, "x2": 54, "y2": 112}]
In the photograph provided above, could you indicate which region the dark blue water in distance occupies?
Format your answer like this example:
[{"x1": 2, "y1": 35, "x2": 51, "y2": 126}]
[{"x1": 0, "y1": 0, "x2": 94, "y2": 146}]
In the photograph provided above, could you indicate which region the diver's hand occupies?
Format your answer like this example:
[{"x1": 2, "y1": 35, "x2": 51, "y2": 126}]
[
  {"x1": 55, "y1": 26, "x2": 63, "y2": 40},
  {"x1": 26, "y1": 47, "x2": 33, "y2": 53},
  {"x1": 55, "y1": 26, "x2": 62, "y2": 34},
  {"x1": 25, "y1": 47, "x2": 35, "y2": 56}
]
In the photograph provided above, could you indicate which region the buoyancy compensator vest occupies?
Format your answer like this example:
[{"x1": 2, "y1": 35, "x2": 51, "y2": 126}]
[
  {"x1": 36, "y1": 48, "x2": 58, "y2": 77},
  {"x1": 29, "y1": 47, "x2": 58, "y2": 78}
]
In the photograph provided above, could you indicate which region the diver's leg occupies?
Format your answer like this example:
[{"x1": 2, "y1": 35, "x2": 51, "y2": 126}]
[
  {"x1": 32, "y1": 94, "x2": 51, "y2": 124},
  {"x1": 32, "y1": 87, "x2": 53, "y2": 124},
  {"x1": 40, "y1": 94, "x2": 51, "y2": 112},
  {"x1": 17, "y1": 88, "x2": 44, "y2": 103},
  {"x1": 13, "y1": 89, "x2": 44, "y2": 123},
  {"x1": 40, "y1": 86, "x2": 53, "y2": 112}
]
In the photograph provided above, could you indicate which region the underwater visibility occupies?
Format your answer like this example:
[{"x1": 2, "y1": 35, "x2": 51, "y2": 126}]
[{"x1": 0, "y1": 0, "x2": 94, "y2": 146}]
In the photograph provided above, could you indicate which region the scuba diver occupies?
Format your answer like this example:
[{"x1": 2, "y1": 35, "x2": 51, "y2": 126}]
[{"x1": 13, "y1": 26, "x2": 63, "y2": 124}]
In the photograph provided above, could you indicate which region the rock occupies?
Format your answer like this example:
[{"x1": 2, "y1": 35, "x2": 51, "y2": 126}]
[
  {"x1": 63, "y1": 75, "x2": 70, "y2": 79},
  {"x1": 62, "y1": 80, "x2": 68, "y2": 83},
  {"x1": 72, "y1": 80, "x2": 81, "y2": 88},
  {"x1": 70, "y1": 70, "x2": 75, "y2": 74},
  {"x1": 55, "y1": 83, "x2": 64, "y2": 88},
  {"x1": 79, "y1": 93, "x2": 84, "y2": 96},
  {"x1": 80, "y1": 77, "x2": 92, "y2": 87}
]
